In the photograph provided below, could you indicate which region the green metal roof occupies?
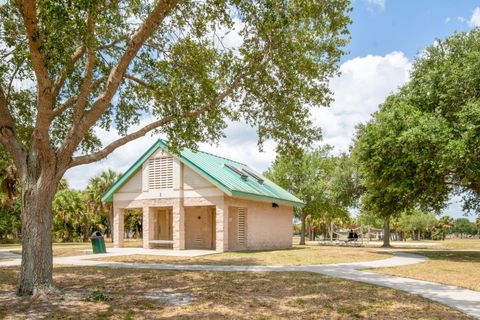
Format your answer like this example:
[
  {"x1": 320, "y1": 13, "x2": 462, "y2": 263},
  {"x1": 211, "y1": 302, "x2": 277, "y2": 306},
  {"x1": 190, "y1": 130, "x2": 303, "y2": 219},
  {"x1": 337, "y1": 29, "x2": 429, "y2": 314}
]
[{"x1": 102, "y1": 140, "x2": 304, "y2": 207}]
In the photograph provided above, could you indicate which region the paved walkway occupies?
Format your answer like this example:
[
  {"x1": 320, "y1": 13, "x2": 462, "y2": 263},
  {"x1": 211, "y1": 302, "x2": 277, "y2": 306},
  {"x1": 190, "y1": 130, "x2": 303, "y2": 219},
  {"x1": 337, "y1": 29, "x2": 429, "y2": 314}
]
[{"x1": 1, "y1": 249, "x2": 479, "y2": 318}]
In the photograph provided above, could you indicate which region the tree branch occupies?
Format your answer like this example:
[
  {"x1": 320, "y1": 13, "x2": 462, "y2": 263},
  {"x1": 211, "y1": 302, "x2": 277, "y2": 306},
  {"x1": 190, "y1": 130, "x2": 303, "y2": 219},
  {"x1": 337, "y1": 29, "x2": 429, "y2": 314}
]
[
  {"x1": 58, "y1": 0, "x2": 180, "y2": 167},
  {"x1": 16, "y1": 0, "x2": 53, "y2": 94},
  {"x1": 6, "y1": 57, "x2": 25, "y2": 103},
  {"x1": 16, "y1": 0, "x2": 56, "y2": 166},
  {"x1": 51, "y1": 32, "x2": 127, "y2": 100},
  {"x1": 52, "y1": 46, "x2": 86, "y2": 98},
  {"x1": 52, "y1": 77, "x2": 106, "y2": 118},
  {"x1": 71, "y1": 11, "x2": 97, "y2": 123},
  {"x1": 68, "y1": 72, "x2": 246, "y2": 167},
  {"x1": 0, "y1": 84, "x2": 26, "y2": 175},
  {"x1": 83, "y1": 0, "x2": 179, "y2": 127}
]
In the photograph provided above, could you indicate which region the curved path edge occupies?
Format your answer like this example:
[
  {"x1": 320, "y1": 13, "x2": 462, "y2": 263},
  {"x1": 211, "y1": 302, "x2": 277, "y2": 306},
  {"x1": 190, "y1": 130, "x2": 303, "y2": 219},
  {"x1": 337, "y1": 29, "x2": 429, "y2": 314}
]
[{"x1": 1, "y1": 250, "x2": 479, "y2": 319}]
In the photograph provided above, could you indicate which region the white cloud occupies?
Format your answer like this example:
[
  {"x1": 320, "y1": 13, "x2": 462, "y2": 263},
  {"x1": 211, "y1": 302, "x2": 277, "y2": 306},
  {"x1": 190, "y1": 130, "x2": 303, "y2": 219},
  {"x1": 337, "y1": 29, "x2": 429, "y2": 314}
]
[
  {"x1": 470, "y1": 7, "x2": 480, "y2": 27},
  {"x1": 445, "y1": 17, "x2": 451, "y2": 24},
  {"x1": 313, "y1": 51, "x2": 411, "y2": 152},
  {"x1": 64, "y1": 51, "x2": 412, "y2": 189},
  {"x1": 366, "y1": 0, "x2": 385, "y2": 10}
]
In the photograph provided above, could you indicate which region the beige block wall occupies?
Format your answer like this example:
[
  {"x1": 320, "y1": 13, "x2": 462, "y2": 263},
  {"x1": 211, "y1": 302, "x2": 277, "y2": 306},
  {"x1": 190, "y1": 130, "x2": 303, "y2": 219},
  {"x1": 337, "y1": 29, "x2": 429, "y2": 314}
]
[{"x1": 225, "y1": 196, "x2": 293, "y2": 250}]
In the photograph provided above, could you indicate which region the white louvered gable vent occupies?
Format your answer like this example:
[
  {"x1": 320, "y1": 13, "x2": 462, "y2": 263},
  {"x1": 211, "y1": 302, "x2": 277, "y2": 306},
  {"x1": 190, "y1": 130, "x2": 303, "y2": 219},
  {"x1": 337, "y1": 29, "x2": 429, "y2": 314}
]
[
  {"x1": 148, "y1": 157, "x2": 173, "y2": 189},
  {"x1": 237, "y1": 208, "x2": 247, "y2": 245}
]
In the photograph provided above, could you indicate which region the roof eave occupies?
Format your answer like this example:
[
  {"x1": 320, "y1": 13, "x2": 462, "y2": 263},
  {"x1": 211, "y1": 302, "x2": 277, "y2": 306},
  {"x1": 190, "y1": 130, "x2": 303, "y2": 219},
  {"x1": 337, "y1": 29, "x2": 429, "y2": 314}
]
[
  {"x1": 101, "y1": 140, "x2": 163, "y2": 203},
  {"x1": 230, "y1": 190, "x2": 304, "y2": 207}
]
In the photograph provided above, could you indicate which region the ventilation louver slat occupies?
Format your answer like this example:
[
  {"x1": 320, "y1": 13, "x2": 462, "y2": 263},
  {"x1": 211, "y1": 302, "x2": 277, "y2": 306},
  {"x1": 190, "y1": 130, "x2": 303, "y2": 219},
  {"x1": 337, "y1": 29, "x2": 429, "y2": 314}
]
[
  {"x1": 237, "y1": 208, "x2": 246, "y2": 245},
  {"x1": 148, "y1": 157, "x2": 173, "y2": 189}
]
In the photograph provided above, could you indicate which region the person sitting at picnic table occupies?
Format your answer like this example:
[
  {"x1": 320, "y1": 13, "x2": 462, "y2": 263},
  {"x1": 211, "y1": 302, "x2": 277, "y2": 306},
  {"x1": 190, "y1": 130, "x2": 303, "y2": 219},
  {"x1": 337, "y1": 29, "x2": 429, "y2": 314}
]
[
  {"x1": 348, "y1": 229, "x2": 354, "y2": 241},
  {"x1": 353, "y1": 231, "x2": 359, "y2": 241}
]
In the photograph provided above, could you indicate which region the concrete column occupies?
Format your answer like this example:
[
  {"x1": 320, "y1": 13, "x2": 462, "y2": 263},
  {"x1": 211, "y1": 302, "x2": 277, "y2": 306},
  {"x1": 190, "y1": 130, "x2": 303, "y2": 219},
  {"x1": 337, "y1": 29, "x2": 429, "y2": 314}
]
[
  {"x1": 173, "y1": 162, "x2": 185, "y2": 250},
  {"x1": 173, "y1": 199, "x2": 185, "y2": 250},
  {"x1": 113, "y1": 206, "x2": 124, "y2": 248},
  {"x1": 142, "y1": 206, "x2": 153, "y2": 249},
  {"x1": 215, "y1": 197, "x2": 228, "y2": 252}
]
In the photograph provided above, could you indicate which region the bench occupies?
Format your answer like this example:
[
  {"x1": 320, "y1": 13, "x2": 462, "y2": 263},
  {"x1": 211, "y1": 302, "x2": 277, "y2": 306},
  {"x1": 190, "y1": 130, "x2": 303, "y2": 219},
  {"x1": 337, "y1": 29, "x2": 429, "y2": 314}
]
[{"x1": 149, "y1": 240, "x2": 174, "y2": 244}]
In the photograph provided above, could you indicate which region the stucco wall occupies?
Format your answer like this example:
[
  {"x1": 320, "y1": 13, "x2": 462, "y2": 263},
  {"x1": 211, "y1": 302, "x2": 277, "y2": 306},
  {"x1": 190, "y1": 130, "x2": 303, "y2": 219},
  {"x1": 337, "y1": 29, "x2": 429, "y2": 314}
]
[{"x1": 225, "y1": 196, "x2": 293, "y2": 250}]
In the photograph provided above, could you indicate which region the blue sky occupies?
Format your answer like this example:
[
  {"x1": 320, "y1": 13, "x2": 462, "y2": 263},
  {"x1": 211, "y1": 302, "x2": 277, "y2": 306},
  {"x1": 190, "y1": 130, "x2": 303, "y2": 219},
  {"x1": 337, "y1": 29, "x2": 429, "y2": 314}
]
[
  {"x1": 347, "y1": 0, "x2": 478, "y2": 60},
  {"x1": 65, "y1": 0, "x2": 480, "y2": 221}
]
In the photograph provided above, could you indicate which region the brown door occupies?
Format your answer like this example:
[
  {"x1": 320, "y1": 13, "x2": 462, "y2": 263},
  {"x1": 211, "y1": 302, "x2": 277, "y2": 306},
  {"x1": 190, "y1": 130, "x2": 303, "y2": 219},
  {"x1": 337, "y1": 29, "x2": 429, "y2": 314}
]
[
  {"x1": 228, "y1": 207, "x2": 247, "y2": 250},
  {"x1": 153, "y1": 208, "x2": 172, "y2": 240},
  {"x1": 185, "y1": 207, "x2": 214, "y2": 249}
]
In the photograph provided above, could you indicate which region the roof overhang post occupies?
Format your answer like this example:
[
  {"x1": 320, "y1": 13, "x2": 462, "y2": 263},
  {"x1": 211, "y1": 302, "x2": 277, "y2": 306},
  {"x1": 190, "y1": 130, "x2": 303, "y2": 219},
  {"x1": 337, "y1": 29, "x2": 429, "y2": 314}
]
[
  {"x1": 142, "y1": 206, "x2": 153, "y2": 249},
  {"x1": 173, "y1": 162, "x2": 185, "y2": 250},
  {"x1": 113, "y1": 205, "x2": 124, "y2": 248},
  {"x1": 215, "y1": 196, "x2": 228, "y2": 252}
]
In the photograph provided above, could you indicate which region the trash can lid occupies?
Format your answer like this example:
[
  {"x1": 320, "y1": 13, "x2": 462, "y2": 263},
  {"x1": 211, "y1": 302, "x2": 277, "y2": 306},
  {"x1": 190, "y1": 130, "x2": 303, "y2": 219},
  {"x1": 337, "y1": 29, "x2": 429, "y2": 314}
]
[{"x1": 91, "y1": 231, "x2": 103, "y2": 237}]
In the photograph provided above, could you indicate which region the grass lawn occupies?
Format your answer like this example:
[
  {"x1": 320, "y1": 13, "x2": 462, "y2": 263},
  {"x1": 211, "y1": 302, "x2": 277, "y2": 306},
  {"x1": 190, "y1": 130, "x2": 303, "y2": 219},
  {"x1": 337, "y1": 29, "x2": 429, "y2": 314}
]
[
  {"x1": 371, "y1": 251, "x2": 480, "y2": 291},
  {"x1": 435, "y1": 239, "x2": 480, "y2": 250},
  {"x1": 0, "y1": 266, "x2": 471, "y2": 319},
  {"x1": 96, "y1": 245, "x2": 391, "y2": 266}
]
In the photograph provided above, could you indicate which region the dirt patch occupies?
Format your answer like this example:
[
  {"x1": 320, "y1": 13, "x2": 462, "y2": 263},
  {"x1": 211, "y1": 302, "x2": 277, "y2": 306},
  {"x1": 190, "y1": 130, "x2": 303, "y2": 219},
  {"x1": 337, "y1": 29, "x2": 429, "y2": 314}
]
[
  {"x1": 142, "y1": 289, "x2": 194, "y2": 306},
  {"x1": 0, "y1": 266, "x2": 472, "y2": 319}
]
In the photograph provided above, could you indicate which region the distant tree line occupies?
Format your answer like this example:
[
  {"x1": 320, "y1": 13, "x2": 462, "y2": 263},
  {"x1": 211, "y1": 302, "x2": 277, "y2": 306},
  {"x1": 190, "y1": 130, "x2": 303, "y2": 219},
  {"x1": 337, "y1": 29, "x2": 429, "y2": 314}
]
[
  {"x1": 0, "y1": 161, "x2": 147, "y2": 243},
  {"x1": 357, "y1": 210, "x2": 479, "y2": 241}
]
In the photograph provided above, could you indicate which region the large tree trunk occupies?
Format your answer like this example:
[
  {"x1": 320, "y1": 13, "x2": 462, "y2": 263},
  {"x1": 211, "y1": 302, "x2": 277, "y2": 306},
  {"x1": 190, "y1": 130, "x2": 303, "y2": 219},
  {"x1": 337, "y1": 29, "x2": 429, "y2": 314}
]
[
  {"x1": 382, "y1": 217, "x2": 391, "y2": 247},
  {"x1": 17, "y1": 158, "x2": 60, "y2": 296},
  {"x1": 299, "y1": 212, "x2": 306, "y2": 245}
]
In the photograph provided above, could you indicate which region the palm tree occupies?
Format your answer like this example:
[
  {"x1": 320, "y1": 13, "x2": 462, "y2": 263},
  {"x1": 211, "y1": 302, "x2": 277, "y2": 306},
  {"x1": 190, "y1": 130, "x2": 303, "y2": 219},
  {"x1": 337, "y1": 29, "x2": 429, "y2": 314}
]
[
  {"x1": 437, "y1": 216, "x2": 454, "y2": 240},
  {"x1": 52, "y1": 189, "x2": 84, "y2": 242},
  {"x1": 85, "y1": 169, "x2": 121, "y2": 241},
  {"x1": 476, "y1": 217, "x2": 480, "y2": 237}
]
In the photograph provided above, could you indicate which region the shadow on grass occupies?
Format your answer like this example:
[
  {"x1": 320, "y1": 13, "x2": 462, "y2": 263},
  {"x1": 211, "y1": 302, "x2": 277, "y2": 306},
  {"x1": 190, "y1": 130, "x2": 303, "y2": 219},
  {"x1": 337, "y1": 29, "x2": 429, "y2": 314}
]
[{"x1": 412, "y1": 251, "x2": 480, "y2": 263}]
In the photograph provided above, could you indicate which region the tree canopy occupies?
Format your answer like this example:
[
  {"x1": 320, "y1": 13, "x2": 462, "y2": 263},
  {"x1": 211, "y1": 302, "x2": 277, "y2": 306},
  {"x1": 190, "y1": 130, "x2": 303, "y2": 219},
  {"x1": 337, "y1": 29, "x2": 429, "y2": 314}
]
[{"x1": 352, "y1": 29, "x2": 480, "y2": 245}]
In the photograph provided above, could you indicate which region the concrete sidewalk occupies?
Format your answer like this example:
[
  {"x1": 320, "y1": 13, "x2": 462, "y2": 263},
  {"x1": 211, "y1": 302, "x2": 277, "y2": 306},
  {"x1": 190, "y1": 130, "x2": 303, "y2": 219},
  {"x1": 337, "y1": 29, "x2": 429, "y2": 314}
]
[{"x1": 1, "y1": 249, "x2": 479, "y2": 318}]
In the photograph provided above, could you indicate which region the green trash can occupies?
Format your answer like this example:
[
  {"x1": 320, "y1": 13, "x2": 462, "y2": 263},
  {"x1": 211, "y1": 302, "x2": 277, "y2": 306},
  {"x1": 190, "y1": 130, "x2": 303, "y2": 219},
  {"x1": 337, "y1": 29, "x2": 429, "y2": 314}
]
[{"x1": 91, "y1": 231, "x2": 107, "y2": 254}]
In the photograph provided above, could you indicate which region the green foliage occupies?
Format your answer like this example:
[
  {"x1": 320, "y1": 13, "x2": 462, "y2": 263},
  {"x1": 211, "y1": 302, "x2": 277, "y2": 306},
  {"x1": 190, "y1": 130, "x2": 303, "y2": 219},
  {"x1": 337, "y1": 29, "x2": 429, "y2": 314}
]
[
  {"x1": 452, "y1": 218, "x2": 477, "y2": 237},
  {"x1": 52, "y1": 188, "x2": 91, "y2": 242},
  {"x1": 0, "y1": 149, "x2": 20, "y2": 242},
  {"x1": 0, "y1": 0, "x2": 352, "y2": 156},
  {"x1": 85, "y1": 170, "x2": 121, "y2": 236},
  {"x1": 397, "y1": 210, "x2": 437, "y2": 240},
  {"x1": 85, "y1": 290, "x2": 112, "y2": 302},
  {"x1": 0, "y1": 199, "x2": 20, "y2": 241},
  {"x1": 124, "y1": 209, "x2": 143, "y2": 239},
  {"x1": 432, "y1": 216, "x2": 455, "y2": 240},
  {"x1": 51, "y1": 170, "x2": 121, "y2": 242},
  {"x1": 356, "y1": 211, "x2": 383, "y2": 229}
]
